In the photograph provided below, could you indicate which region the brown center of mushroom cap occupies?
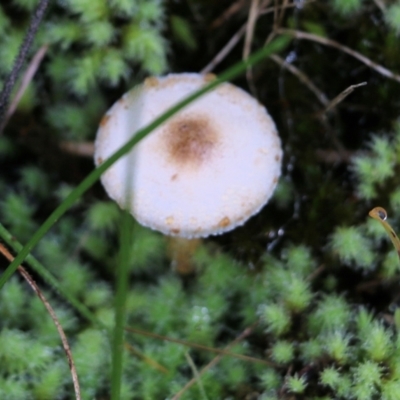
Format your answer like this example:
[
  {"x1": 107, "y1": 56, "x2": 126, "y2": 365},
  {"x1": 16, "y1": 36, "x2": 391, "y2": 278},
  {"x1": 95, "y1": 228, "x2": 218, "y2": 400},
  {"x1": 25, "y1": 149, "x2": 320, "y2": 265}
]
[{"x1": 162, "y1": 114, "x2": 219, "y2": 169}]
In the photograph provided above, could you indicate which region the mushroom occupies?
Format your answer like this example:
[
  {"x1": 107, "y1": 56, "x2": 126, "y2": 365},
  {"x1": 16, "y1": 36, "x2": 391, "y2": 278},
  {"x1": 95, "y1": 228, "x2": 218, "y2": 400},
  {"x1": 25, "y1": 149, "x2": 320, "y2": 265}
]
[{"x1": 95, "y1": 73, "x2": 282, "y2": 271}]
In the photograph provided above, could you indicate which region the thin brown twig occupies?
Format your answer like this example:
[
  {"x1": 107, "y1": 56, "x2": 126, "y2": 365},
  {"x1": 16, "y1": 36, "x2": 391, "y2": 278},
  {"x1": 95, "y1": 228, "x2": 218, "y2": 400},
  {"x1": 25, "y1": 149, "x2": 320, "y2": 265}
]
[
  {"x1": 270, "y1": 54, "x2": 330, "y2": 106},
  {"x1": 0, "y1": 243, "x2": 81, "y2": 400},
  {"x1": 244, "y1": 0, "x2": 262, "y2": 95},
  {"x1": 124, "y1": 342, "x2": 169, "y2": 374},
  {"x1": 0, "y1": 0, "x2": 50, "y2": 133},
  {"x1": 373, "y1": 0, "x2": 386, "y2": 12},
  {"x1": 201, "y1": 24, "x2": 247, "y2": 74},
  {"x1": 2, "y1": 44, "x2": 49, "y2": 132},
  {"x1": 323, "y1": 82, "x2": 367, "y2": 114},
  {"x1": 317, "y1": 82, "x2": 368, "y2": 158},
  {"x1": 259, "y1": 0, "x2": 316, "y2": 16},
  {"x1": 59, "y1": 141, "x2": 95, "y2": 157},
  {"x1": 211, "y1": 0, "x2": 248, "y2": 29},
  {"x1": 306, "y1": 264, "x2": 325, "y2": 282},
  {"x1": 277, "y1": 29, "x2": 400, "y2": 83},
  {"x1": 277, "y1": 0, "x2": 290, "y2": 31},
  {"x1": 202, "y1": 1, "x2": 314, "y2": 74},
  {"x1": 171, "y1": 323, "x2": 260, "y2": 400},
  {"x1": 243, "y1": 0, "x2": 261, "y2": 61},
  {"x1": 315, "y1": 148, "x2": 353, "y2": 163},
  {"x1": 126, "y1": 326, "x2": 271, "y2": 366}
]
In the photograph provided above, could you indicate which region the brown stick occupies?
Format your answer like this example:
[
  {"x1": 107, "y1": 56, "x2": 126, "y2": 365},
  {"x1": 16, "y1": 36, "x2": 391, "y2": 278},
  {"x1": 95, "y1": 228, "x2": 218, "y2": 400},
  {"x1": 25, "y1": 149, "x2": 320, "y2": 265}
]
[
  {"x1": 170, "y1": 323, "x2": 262, "y2": 399},
  {"x1": 270, "y1": 54, "x2": 330, "y2": 106},
  {"x1": 373, "y1": 0, "x2": 386, "y2": 12},
  {"x1": 323, "y1": 82, "x2": 367, "y2": 114},
  {"x1": 277, "y1": 29, "x2": 400, "y2": 84},
  {"x1": 210, "y1": 0, "x2": 248, "y2": 29},
  {"x1": 201, "y1": 1, "x2": 316, "y2": 75},
  {"x1": 59, "y1": 141, "x2": 95, "y2": 157},
  {"x1": 126, "y1": 326, "x2": 271, "y2": 366},
  {"x1": 1, "y1": 44, "x2": 48, "y2": 134},
  {"x1": 0, "y1": 243, "x2": 81, "y2": 400}
]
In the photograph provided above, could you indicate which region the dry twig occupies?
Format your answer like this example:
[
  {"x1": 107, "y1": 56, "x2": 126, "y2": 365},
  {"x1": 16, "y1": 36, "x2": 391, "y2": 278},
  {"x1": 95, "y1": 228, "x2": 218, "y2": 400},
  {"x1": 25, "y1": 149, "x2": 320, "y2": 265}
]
[
  {"x1": 373, "y1": 0, "x2": 386, "y2": 12},
  {"x1": 243, "y1": 0, "x2": 262, "y2": 61},
  {"x1": 211, "y1": 0, "x2": 248, "y2": 29},
  {"x1": 202, "y1": 1, "x2": 315, "y2": 74},
  {"x1": 270, "y1": 53, "x2": 329, "y2": 106},
  {"x1": 201, "y1": 24, "x2": 247, "y2": 74},
  {"x1": 277, "y1": 29, "x2": 400, "y2": 83},
  {"x1": 0, "y1": 243, "x2": 81, "y2": 400},
  {"x1": 0, "y1": 0, "x2": 50, "y2": 133},
  {"x1": 170, "y1": 323, "x2": 262, "y2": 400},
  {"x1": 126, "y1": 326, "x2": 271, "y2": 366},
  {"x1": 59, "y1": 141, "x2": 95, "y2": 157},
  {"x1": 3, "y1": 44, "x2": 49, "y2": 130},
  {"x1": 244, "y1": 0, "x2": 262, "y2": 94},
  {"x1": 259, "y1": 0, "x2": 315, "y2": 16},
  {"x1": 323, "y1": 82, "x2": 367, "y2": 114}
]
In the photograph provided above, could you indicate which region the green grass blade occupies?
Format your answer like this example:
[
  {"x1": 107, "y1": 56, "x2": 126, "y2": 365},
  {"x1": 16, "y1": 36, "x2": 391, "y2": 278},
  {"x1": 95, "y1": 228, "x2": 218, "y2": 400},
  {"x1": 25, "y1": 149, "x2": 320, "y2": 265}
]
[
  {"x1": 0, "y1": 34, "x2": 290, "y2": 290},
  {"x1": 0, "y1": 222, "x2": 107, "y2": 330},
  {"x1": 111, "y1": 213, "x2": 133, "y2": 400}
]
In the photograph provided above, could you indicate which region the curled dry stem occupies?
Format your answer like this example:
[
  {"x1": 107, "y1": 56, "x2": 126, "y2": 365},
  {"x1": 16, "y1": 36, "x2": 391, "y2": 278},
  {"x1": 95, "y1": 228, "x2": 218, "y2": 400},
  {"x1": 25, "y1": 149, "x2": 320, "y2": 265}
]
[
  {"x1": 277, "y1": 29, "x2": 400, "y2": 84},
  {"x1": 0, "y1": 243, "x2": 81, "y2": 400},
  {"x1": 126, "y1": 326, "x2": 271, "y2": 366},
  {"x1": 0, "y1": 0, "x2": 50, "y2": 133},
  {"x1": 270, "y1": 53, "x2": 329, "y2": 106},
  {"x1": 323, "y1": 82, "x2": 367, "y2": 114},
  {"x1": 3, "y1": 44, "x2": 49, "y2": 130}
]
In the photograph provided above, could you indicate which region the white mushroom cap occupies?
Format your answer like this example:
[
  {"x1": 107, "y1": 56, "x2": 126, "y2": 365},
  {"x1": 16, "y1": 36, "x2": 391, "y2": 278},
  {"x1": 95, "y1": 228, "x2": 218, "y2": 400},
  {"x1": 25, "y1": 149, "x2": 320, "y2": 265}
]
[{"x1": 95, "y1": 73, "x2": 282, "y2": 238}]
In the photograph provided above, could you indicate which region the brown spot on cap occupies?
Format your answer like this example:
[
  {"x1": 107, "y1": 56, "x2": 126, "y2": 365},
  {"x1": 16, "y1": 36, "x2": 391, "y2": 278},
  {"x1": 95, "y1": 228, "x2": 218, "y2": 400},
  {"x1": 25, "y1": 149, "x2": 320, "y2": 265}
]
[
  {"x1": 163, "y1": 114, "x2": 219, "y2": 168},
  {"x1": 97, "y1": 157, "x2": 103, "y2": 165},
  {"x1": 218, "y1": 216, "x2": 231, "y2": 228},
  {"x1": 273, "y1": 176, "x2": 278, "y2": 184},
  {"x1": 275, "y1": 154, "x2": 280, "y2": 162},
  {"x1": 171, "y1": 228, "x2": 180, "y2": 235},
  {"x1": 171, "y1": 174, "x2": 178, "y2": 181},
  {"x1": 144, "y1": 76, "x2": 159, "y2": 88},
  {"x1": 100, "y1": 115, "x2": 111, "y2": 127}
]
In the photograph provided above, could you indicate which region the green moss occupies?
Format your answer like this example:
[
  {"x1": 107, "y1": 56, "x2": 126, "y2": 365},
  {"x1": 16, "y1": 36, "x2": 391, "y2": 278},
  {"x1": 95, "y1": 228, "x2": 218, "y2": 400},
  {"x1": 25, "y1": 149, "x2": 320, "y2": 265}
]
[
  {"x1": 386, "y1": 4, "x2": 400, "y2": 35},
  {"x1": 330, "y1": 226, "x2": 375, "y2": 269},
  {"x1": 0, "y1": 191, "x2": 37, "y2": 242},
  {"x1": 362, "y1": 322, "x2": 393, "y2": 362},
  {"x1": 286, "y1": 373, "x2": 307, "y2": 394},
  {"x1": 3, "y1": 1, "x2": 400, "y2": 398},
  {"x1": 282, "y1": 244, "x2": 316, "y2": 277},
  {"x1": 270, "y1": 340, "x2": 295, "y2": 364},
  {"x1": 259, "y1": 368, "x2": 282, "y2": 391},
  {"x1": 307, "y1": 295, "x2": 352, "y2": 335},
  {"x1": 331, "y1": 0, "x2": 364, "y2": 15},
  {"x1": 325, "y1": 330, "x2": 351, "y2": 364},
  {"x1": 259, "y1": 303, "x2": 291, "y2": 336}
]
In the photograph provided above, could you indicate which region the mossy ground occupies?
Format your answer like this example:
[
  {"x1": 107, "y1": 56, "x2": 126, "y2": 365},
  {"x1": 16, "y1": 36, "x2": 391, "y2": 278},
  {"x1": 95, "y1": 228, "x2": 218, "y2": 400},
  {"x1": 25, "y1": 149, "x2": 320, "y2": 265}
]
[{"x1": 2, "y1": 1, "x2": 400, "y2": 399}]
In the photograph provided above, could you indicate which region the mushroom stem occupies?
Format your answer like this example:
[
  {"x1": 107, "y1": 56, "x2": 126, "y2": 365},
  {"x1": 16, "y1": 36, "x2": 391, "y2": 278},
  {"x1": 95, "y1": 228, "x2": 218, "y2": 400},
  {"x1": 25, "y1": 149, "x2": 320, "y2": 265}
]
[{"x1": 167, "y1": 237, "x2": 201, "y2": 275}]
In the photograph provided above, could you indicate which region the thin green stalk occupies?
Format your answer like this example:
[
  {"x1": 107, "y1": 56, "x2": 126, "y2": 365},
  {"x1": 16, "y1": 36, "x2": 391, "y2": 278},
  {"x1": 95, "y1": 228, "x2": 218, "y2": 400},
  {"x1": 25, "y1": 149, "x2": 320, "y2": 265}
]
[
  {"x1": 110, "y1": 214, "x2": 133, "y2": 400},
  {"x1": 0, "y1": 222, "x2": 105, "y2": 330},
  {"x1": 0, "y1": 35, "x2": 290, "y2": 289}
]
